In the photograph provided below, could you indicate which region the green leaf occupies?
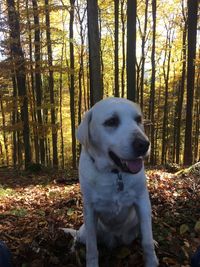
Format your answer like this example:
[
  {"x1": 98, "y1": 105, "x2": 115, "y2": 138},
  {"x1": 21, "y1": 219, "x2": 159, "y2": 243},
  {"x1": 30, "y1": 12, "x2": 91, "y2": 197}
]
[
  {"x1": 67, "y1": 208, "x2": 74, "y2": 216},
  {"x1": 180, "y1": 224, "x2": 189, "y2": 235},
  {"x1": 194, "y1": 221, "x2": 200, "y2": 233}
]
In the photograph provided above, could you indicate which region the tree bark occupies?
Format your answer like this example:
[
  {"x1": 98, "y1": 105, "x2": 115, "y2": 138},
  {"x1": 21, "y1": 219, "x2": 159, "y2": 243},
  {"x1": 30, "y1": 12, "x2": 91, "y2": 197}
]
[
  {"x1": 45, "y1": 0, "x2": 58, "y2": 167},
  {"x1": 121, "y1": 0, "x2": 125, "y2": 98},
  {"x1": 183, "y1": 0, "x2": 198, "y2": 165},
  {"x1": 32, "y1": 0, "x2": 45, "y2": 165},
  {"x1": 87, "y1": 0, "x2": 103, "y2": 106},
  {"x1": 127, "y1": 0, "x2": 137, "y2": 101},
  {"x1": 149, "y1": 0, "x2": 156, "y2": 164},
  {"x1": 175, "y1": 11, "x2": 187, "y2": 164},
  {"x1": 114, "y1": 0, "x2": 119, "y2": 97},
  {"x1": 69, "y1": 0, "x2": 77, "y2": 169},
  {"x1": 161, "y1": 27, "x2": 173, "y2": 164},
  {"x1": 7, "y1": 0, "x2": 31, "y2": 168},
  {"x1": 140, "y1": 0, "x2": 149, "y2": 110}
]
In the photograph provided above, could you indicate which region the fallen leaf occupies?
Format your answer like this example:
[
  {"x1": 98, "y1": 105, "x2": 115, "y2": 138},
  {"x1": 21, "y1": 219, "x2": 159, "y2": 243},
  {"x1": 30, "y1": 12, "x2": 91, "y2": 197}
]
[{"x1": 180, "y1": 224, "x2": 190, "y2": 235}]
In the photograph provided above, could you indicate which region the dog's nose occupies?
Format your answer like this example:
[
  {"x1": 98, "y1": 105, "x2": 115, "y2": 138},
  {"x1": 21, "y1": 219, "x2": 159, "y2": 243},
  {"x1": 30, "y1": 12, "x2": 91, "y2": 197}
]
[{"x1": 132, "y1": 138, "x2": 150, "y2": 156}]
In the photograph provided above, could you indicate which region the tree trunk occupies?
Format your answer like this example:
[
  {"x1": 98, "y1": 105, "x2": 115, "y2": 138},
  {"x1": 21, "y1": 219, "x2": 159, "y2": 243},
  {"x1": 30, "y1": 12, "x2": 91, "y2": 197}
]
[
  {"x1": 7, "y1": 0, "x2": 31, "y2": 168},
  {"x1": 45, "y1": 0, "x2": 58, "y2": 167},
  {"x1": 87, "y1": 0, "x2": 103, "y2": 106},
  {"x1": 59, "y1": 42, "x2": 65, "y2": 168},
  {"x1": 149, "y1": 0, "x2": 156, "y2": 164},
  {"x1": 32, "y1": 0, "x2": 45, "y2": 165},
  {"x1": 0, "y1": 98, "x2": 9, "y2": 165},
  {"x1": 175, "y1": 15, "x2": 187, "y2": 164},
  {"x1": 121, "y1": 0, "x2": 125, "y2": 98},
  {"x1": 114, "y1": 0, "x2": 119, "y2": 97},
  {"x1": 183, "y1": 0, "x2": 198, "y2": 165},
  {"x1": 12, "y1": 74, "x2": 17, "y2": 167},
  {"x1": 194, "y1": 70, "x2": 200, "y2": 162},
  {"x1": 69, "y1": 0, "x2": 77, "y2": 169},
  {"x1": 127, "y1": 0, "x2": 137, "y2": 101},
  {"x1": 161, "y1": 28, "x2": 173, "y2": 164},
  {"x1": 26, "y1": 0, "x2": 39, "y2": 164},
  {"x1": 140, "y1": 0, "x2": 149, "y2": 110}
]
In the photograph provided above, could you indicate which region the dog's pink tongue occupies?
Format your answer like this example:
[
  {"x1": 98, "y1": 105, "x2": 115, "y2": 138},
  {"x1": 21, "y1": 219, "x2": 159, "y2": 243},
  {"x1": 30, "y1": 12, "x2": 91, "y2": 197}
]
[{"x1": 126, "y1": 158, "x2": 143, "y2": 174}]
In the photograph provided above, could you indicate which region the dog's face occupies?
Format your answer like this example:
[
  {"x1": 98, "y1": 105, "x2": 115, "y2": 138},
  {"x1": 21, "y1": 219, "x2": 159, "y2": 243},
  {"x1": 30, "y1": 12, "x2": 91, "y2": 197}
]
[{"x1": 77, "y1": 97, "x2": 150, "y2": 173}]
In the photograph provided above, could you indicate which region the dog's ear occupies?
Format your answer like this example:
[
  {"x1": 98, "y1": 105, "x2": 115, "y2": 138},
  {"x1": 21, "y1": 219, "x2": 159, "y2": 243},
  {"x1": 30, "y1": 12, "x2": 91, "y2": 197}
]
[{"x1": 77, "y1": 109, "x2": 92, "y2": 147}]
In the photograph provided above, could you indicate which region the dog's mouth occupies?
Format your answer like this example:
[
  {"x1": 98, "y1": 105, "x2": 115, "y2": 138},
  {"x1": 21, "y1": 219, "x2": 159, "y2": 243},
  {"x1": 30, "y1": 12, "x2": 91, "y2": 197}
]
[{"x1": 109, "y1": 151, "x2": 143, "y2": 174}]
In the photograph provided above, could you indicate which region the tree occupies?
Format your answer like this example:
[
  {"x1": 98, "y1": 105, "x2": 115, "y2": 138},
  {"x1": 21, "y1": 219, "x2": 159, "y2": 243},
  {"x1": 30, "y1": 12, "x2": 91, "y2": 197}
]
[
  {"x1": 7, "y1": 0, "x2": 31, "y2": 168},
  {"x1": 114, "y1": 0, "x2": 119, "y2": 97},
  {"x1": 87, "y1": 0, "x2": 103, "y2": 106},
  {"x1": 45, "y1": 0, "x2": 58, "y2": 167},
  {"x1": 121, "y1": 0, "x2": 126, "y2": 98},
  {"x1": 32, "y1": 0, "x2": 45, "y2": 165},
  {"x1": 138, "y1": 0, "x2": 149, "y2": 110},
  {"x1": 175, "y1": 0, "x2": 187, "y2": 164},
  {"x1": 69, "y1": 0, "x2": 76, "y2": 169},
  {"x1": 149, "y1": 0, "x2": 156, "y2": 164},
  {"x1": 161, "y1": 24, "x2": 174, "y2": 164},
  {"x1": 127, "y1": 0, "x2": 137, "y2": 101},
  {"x1": 183, "y1": 0, "x2": 199, "y2": 165}
]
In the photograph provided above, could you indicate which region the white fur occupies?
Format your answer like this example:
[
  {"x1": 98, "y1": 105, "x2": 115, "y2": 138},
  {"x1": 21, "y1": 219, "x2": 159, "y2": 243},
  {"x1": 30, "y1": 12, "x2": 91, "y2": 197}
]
[{"x1": 67, "y1": 98, "x2": 158, "y2": 267}]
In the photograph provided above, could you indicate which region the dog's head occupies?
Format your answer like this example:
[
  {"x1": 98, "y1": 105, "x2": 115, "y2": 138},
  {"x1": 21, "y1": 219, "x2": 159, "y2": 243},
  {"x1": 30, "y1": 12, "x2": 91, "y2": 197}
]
[{"x1": 77, "y1": 97, "x2": 150, "y2": 173}]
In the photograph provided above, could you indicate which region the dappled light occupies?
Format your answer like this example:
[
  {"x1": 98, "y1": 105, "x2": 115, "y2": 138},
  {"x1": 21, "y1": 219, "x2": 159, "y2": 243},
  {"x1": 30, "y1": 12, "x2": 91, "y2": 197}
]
[
  {"x1": 0, "y1": 168, "x2": 199, "y2": 266},
  {"x1": 0, "y1": 0, "x2": 199, "y2": 266}
]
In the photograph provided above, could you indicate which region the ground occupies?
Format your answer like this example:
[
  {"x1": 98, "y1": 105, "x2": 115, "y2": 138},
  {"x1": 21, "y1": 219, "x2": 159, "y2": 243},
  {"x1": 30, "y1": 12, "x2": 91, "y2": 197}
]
[{"x1": 0, "y1": 166, "x2": 199, "y2": 267}]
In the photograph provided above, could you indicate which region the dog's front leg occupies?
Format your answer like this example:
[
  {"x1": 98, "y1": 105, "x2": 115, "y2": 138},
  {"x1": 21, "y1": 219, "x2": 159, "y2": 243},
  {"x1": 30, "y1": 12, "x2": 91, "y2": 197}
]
[
  {"x1": 136, "y1": 190, "x2": 158, "y2": 267},
  {"x1": 84, "y1": 203, "x2": 99, "y2": 267}
]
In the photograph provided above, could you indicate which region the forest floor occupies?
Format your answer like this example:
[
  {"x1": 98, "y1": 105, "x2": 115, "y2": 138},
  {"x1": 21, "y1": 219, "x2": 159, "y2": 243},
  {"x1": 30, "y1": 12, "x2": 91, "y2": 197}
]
[{"x1": 0, "y1": 165, "x2": 200, "y2": 267}]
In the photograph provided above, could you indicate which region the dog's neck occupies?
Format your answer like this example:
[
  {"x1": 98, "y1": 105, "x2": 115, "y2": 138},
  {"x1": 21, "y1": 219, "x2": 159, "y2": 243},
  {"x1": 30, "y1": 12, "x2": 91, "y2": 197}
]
[{"x1": 87, "y1": 151, "x2": 131, "y2": 175}]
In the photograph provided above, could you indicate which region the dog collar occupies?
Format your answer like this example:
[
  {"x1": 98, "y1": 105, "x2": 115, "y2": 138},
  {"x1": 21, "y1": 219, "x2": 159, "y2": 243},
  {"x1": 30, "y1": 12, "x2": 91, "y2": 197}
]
[
  {"x1": 88, "y1": 155, "x2": 124, "y2": 192},
  {"x1": 111, "y1": 169, "x2": 124, "y2": 192}
]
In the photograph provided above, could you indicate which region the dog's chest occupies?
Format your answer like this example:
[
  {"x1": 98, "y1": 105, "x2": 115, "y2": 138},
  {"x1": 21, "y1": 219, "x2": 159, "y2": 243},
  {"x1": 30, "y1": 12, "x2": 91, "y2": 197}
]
[{"x1": 90, "y1": 173, "x2": 138, "y2": 215}]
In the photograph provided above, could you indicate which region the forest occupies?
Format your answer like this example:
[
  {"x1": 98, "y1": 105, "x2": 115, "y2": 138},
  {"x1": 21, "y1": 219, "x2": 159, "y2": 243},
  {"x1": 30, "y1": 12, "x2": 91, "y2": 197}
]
[
  {"x1": 0, "y1": 1, "x2": 200, "y2": 267},
  {"x1": 0, "y1": 0, "x2": 199, "y2": 169}
]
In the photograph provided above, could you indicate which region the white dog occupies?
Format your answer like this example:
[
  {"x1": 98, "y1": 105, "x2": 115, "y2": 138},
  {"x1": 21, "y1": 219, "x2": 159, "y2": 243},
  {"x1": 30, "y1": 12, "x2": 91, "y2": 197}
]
[{"x1": 64, "y1": 97, "x2": 158, "y2": 267}]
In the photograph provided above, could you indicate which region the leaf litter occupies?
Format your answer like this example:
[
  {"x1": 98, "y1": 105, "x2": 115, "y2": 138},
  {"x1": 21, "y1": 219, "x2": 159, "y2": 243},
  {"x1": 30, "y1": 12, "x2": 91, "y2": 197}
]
[{"x1": 0, "y1": 167, "x2": 199, "y2": 266}]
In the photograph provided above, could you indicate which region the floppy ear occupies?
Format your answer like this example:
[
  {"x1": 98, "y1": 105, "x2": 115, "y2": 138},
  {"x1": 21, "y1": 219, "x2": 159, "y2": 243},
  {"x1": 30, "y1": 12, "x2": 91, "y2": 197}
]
[{"x1": 77, "y1": 109, "x2": 92, "y2": 147}]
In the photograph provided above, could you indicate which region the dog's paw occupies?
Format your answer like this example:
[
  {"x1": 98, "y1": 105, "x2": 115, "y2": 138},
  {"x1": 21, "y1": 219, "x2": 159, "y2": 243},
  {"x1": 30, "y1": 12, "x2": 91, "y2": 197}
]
[
  {"x1": 59, "y1": 228, "x2": 77, "y2": 252},
  {"x1": 59, "y1": 227, "x2": 77, "y2": 238},
  {"x1": 86, "y1": 258, "x2": 99, "y2": 267},
  {"x1": 145, "y1": 255, "x2": 159, "y2": 267}
]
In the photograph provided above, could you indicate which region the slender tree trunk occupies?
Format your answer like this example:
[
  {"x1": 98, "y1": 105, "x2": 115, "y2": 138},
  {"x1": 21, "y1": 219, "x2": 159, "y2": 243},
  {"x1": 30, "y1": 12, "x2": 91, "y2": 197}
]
[
  {"x1": 121, "y1": 0, "x2": 125, "y2": 98},
  {"x1": 183, "y1": 0, "x2": 198, "y2": 165},
  {"x1": 0, "y1": 98, "x2": 9, "y2": 165},
  {"x1": 87, "y1": 0, "x2": 103, "y2": 106},
  {"x1": 12, "y1": 74, "x2": 17, "y2": 167},
  {"x1": 149, "y1": 0, "x2": 156, "y2": 164},
  {"x1": 32, "y1": 0, "x2": 45, "y2": 165},
  {"x1": 176, "y1": 19, "x2": 187, "y2": 164},
  {"x1": 69, "y1": 0, "x2": 77, "y2": 169},
  {"x1": 127, "y1": 0, "x2": 137, "y2": 101},
  {"x1": 99, "y1": 8, "x2": 104, "y2": 96},
  {"x1": 194, "y1": 71, "x2": 200, "y2": 161},
  {"x1": 7, "y1": 0, "x2": 31, "y2": 168},
  {"x1": 140, "y1": 0, "x2": 148, "y2": 110},
  {"x1": 26, "y1": 0, "x2": 39, "y2": 164},
  {"x1": 59, "y1": 44, "x2": 65, "y2": 168},
  {"x1": 114, "y1": 0, "x2": 119, "y2": 97},
  {"x1": 45, "y1": 0, "x2": 58, "y2": 167},
  {"x1": 154, "y1": 79, "x2": 162, "y2": 164},
  {"x1": 161, "y1": 28, "x2": 173, "y2": 164}
]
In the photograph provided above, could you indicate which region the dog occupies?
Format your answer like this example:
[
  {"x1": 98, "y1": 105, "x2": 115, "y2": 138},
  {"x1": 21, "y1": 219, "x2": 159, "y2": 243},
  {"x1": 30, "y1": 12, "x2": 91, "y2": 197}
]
[{"x1": 63, "y1": 97, "x2": 158, "y2": 267}]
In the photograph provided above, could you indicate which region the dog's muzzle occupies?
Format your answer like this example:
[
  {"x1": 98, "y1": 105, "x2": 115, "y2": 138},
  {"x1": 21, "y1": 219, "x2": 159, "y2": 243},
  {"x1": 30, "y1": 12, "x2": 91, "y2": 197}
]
[
  {"x1": 132, "y1": 138, "x2": 150, "y2": 157},
  {"x1": 109, "y1": 151, "x2": 143, "y2": 174}
]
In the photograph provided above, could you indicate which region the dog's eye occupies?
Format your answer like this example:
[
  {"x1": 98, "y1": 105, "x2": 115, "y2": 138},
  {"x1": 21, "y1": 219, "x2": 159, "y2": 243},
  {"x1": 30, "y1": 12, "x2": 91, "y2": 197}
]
[
  {"x1": 135, "y1": 115, "x2": 142, "y2": 124},
  {"x1": 103, "y1": 116, "x2": 120, "y2": 127}
]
